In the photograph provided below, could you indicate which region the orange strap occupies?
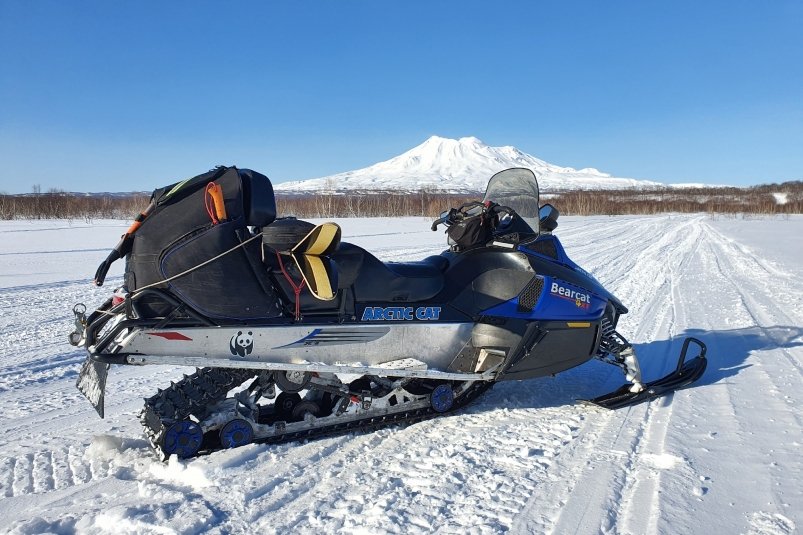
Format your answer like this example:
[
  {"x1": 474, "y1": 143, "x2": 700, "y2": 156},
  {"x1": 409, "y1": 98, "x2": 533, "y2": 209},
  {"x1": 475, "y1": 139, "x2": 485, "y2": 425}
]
[
  {"x1": 204, "y1": 182, "x2": 227, "y2": 224},
  {"x1": 124, "y1": 211, "x2": 148, "y2": 235}
]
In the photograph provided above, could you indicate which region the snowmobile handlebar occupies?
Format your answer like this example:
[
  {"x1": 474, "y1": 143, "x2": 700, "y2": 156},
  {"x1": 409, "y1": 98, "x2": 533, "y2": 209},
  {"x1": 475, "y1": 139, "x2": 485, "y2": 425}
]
[
  {"x1": 94, "y1": 201, "x2": 156, "y2": 286},
  {"x1": 430, "y1": 201, "x2": 516, "y2": 231}
]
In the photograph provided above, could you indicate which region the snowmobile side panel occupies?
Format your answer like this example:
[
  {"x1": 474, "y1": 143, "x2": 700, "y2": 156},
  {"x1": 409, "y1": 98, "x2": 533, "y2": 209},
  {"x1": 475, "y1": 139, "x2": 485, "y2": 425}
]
[
  {"x1": 499, "y1": 320, "x2": 601, "y2": 381},
  {"x1": 440, "y1": 250, "x2": 536, "y2": 317},
  {"x1": 471, "y1": 319, "x2": 527, "y2": 352},
  {"x1": 523, "y1": 246, "x2": 627, "y2": 316},
  {"x1": 114, "y1": 323, "x2": 475, "y2": 372},
  {"x1": 480, "y1": 275, "x2": 608, "y2": 321}
]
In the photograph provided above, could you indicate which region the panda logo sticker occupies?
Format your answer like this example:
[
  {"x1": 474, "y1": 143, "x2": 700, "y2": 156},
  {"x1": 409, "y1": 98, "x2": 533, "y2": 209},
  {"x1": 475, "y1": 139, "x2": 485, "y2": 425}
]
[{"x1": 229, "y1": 331, "x2": 254, "y2": 357}]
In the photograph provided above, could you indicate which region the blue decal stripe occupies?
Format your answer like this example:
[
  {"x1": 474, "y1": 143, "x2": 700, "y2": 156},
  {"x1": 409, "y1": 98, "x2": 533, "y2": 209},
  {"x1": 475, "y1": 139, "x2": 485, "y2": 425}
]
[{"x1": 273, "y1": 328, "x2": 322, "y2": 349}]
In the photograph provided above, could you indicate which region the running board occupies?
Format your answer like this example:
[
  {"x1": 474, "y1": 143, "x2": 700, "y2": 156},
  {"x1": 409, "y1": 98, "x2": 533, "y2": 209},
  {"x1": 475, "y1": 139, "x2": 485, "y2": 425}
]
[
  {"x1": 124, "y1": 354, "x2": 500, "y2": 382},
  {"x1": 582, "y1": 337, "x2": 707, "y2": 410}
]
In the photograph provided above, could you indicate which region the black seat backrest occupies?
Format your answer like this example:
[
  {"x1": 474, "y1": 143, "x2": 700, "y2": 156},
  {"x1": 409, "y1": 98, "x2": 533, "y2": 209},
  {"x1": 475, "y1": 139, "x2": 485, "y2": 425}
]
[{"x1": 239, "y1": 168, "x2": 276, "y2": 227}]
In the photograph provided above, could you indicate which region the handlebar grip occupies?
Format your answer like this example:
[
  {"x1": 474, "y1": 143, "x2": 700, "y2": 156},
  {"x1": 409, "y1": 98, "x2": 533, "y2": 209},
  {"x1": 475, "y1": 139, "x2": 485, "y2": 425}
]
[{"x1": 94, "y1": 250, "x2": 120, "y2": 286}]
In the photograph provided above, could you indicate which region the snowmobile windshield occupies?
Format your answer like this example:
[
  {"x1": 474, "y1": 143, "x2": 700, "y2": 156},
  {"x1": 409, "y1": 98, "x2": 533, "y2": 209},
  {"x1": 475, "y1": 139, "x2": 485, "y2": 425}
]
[{"x1": 482, "y1": 168, "x2": 540, "y2": 233}]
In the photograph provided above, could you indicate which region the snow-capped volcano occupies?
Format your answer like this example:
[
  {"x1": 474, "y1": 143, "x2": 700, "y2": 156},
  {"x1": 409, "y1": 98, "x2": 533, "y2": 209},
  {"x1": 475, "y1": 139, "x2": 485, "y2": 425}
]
[{"x1": 275, "y1": 136, "x2": 663, "y2": 193}]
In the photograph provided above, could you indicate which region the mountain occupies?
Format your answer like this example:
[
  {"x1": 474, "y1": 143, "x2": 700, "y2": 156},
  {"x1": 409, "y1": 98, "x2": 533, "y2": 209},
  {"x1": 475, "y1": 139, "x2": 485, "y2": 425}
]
[{"x1": 274, "y1": 136, "x2": 664, "y2": 193}]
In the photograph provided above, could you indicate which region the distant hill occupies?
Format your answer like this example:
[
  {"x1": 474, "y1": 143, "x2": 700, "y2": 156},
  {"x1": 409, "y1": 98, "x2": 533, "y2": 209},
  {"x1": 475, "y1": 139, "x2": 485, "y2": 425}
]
[{"x1": 274, "y1": 136, "x2": 671, "y2": 193}]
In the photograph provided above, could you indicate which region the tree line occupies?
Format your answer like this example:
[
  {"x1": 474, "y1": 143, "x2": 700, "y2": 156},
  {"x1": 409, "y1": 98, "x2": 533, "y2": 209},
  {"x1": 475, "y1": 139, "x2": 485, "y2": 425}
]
[{"x1": 1, "y1": 182, "x2": 801, "y2": 220}]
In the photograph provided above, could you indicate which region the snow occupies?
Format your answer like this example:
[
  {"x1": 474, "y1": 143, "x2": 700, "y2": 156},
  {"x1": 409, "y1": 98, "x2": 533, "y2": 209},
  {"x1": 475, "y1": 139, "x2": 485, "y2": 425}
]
[
  {"x1": 1, "y1": 215, "x2": 801, "y2": 534},
  {"x1": 275, "y1": 136, "x2": 670, "y2": 193},
  {"x1": 772, "y1": 192, "x2": 789, "y2": 205}
]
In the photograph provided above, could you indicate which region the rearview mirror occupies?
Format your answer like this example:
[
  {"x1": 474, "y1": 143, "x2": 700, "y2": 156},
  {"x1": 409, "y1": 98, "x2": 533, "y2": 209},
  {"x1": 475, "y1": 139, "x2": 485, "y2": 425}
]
[{"x1": 539, "y1": 204, "x2": 559, "y2": 232}]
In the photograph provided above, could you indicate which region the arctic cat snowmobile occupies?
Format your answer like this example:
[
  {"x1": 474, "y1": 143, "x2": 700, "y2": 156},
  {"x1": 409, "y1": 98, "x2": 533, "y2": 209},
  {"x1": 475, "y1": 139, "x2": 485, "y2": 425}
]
[{"x1": 69, "y1": 166, "x2": 706, "y2": 459}]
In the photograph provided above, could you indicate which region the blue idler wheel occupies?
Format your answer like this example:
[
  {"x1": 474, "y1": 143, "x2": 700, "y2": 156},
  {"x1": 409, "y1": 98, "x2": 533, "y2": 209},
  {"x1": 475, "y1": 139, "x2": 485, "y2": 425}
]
[
  {"x1": 220, "y1": 418, "x2": 254, "y2": 449},
  {"x1": 162, "y1": 420, "x2": 203, "y2": 458},
  {"x1": 431, "y1": 384, "x2": 454, "y2": 413}
]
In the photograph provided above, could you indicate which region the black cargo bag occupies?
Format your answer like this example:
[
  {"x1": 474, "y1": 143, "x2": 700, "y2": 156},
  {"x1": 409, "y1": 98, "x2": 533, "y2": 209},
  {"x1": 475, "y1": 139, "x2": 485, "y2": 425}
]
[
  {"x1": 121, "y1": 166, "x2": 284, "y2": 320},
  {"x1": 447, "y1": 210, "x2": 494, "y2": 251}
]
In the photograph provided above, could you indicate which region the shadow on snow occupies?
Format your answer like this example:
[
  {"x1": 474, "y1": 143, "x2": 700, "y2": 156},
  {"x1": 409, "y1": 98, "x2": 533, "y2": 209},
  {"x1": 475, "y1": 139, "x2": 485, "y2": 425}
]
[{"x1": 473, "y1": 325, "x2": 803, "y2": 412}]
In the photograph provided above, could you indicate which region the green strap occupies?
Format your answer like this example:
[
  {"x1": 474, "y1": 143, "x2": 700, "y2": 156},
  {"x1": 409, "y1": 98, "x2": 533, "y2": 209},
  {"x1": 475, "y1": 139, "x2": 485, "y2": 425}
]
[{"x1": 161, "y1": 177, "x2": 192, "y2": 202}]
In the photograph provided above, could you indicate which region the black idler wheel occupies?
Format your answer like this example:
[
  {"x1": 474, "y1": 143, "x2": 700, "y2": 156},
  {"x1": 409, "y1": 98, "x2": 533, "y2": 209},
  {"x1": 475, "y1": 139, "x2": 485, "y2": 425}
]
[
  {"x1": 291, "y1": 400, "x2": 321, "y2": 420},
  {"x1": 274, "y1": 392, "x2": 302, "y2": 419}
]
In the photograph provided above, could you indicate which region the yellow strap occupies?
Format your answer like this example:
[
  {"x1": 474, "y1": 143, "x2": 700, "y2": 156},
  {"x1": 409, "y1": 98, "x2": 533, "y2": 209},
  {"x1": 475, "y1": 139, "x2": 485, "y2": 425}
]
[
  {"x1": 293, "y1": 222, "x2": 341, "y2": 256},
  {"x1": 293, "y1": 254, "x2": 336, "y2": 300}
]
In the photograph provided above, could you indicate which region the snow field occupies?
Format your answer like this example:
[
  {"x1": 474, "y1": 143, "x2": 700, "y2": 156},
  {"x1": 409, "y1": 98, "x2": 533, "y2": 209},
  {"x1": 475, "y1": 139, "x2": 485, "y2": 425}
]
[{"x1": 0, "y1": 215, "x2": 801, "y2": 534}]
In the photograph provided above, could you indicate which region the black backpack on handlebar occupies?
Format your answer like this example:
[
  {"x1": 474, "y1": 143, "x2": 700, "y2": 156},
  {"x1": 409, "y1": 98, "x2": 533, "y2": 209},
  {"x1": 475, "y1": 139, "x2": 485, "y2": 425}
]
[{"x1": 445, "y1": 202, "x2": 498, "y2": 251}]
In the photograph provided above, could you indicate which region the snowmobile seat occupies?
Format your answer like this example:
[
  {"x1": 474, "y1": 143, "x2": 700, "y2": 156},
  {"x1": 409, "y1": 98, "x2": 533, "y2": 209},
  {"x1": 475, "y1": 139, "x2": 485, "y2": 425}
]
[
  {"x1": 263, "y1": 218, "x2": 446, "y2": 307},
  {"x1": 388, "y1": 255, "x2": 449, "y2": 275},
  {"x1": 348, "y1": 247, "x2": 447, "y2": 302}
]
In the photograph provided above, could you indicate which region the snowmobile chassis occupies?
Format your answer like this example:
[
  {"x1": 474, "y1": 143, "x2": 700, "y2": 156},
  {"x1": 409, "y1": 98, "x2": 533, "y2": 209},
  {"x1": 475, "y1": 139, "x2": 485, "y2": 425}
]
[
  {"x1": 74, "y1": 286, "x2": 706, "y2": 459},
  {"x1": 76, "y1": 291, "x2": 501, "y2": 460},
  {"x1": 70, "y1": 166, "x2": 708, "y2": 460}
]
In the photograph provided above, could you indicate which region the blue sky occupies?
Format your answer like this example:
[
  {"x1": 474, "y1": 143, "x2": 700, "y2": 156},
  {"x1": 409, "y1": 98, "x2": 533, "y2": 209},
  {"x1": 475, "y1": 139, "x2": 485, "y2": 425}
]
[{"x1": 1, "y1": 1, "x2": 801, "y2": 193}]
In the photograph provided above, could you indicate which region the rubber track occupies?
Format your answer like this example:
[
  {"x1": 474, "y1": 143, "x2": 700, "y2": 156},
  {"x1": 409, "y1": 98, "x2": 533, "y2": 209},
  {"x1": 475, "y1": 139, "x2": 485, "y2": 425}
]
[
  {"x1": 140, "y1": 367, "x2": 257, "y2": 459},
  {"x1": 140, "y1": 367, "x2": 493, "y2": 460}
]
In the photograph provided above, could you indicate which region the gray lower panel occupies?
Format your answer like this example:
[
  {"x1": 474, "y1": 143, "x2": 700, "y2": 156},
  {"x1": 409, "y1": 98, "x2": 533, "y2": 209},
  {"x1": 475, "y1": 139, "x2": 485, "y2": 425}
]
[
  {"x1": 125, "y1": 355, "x2": 498, "y2": 381},
  {"x1": 116, "y1": 322, "x2": 475, "y2": 372}
]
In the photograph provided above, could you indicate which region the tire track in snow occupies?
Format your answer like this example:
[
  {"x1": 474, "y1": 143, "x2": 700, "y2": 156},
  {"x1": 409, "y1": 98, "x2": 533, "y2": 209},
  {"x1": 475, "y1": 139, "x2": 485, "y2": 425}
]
[
  {"x1": 513, "y1": 216, "x2": 706, "y2": 534},
  {"x1": 615, "y1": 223, "x2": 706, "y2": 535},
  {"x1": 696, "y1": 222, "x2": 803, "y2": 512},
  {"x1": 260, "y1": 404, "x2": 585, "y2": 534},
  {"x1": 0, "y1": 445, "x2": 117, "y2": 497},
  {"x1": 167, "y1": 428, "x2": 397, "y2": 533},
  {"x1": 1, "y1": 457, "x2": 15, "y2": 497},
  {"x1": 556, "y1": 216, "x2": 803, "y2": 535},
  {"x1": 700, "y1": 221, "x2": 803, "y2": 378},
  {"x1": 635, "y1": 218, "x2": 803, "y2": 534},
  {"x1": 11, "y1": 454, "x2": 34, "y2": 497}
]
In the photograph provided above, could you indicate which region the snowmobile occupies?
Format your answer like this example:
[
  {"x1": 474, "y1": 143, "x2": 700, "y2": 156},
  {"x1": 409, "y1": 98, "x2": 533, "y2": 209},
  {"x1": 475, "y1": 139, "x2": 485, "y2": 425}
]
[{"x1": 69, "y1": 166, "x2": 706, "y2": 459}]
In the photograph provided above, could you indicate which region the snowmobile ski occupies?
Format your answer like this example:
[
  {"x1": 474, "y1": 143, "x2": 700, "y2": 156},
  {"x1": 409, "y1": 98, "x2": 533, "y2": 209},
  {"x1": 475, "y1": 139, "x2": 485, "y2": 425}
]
[{"x1": 583, "y1": 337, "x2": 707, "y2": 409}]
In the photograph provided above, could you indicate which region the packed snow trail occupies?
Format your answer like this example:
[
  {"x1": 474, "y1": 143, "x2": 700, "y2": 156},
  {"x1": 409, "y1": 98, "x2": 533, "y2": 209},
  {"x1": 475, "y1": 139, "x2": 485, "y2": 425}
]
[{"x1": 0, "y1": 215, "x2": 800, "y2": 534}]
